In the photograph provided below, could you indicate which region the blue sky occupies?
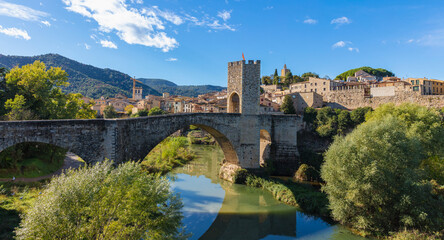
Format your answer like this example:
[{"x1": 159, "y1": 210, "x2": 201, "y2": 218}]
[{"x1": 1, "y1": 0, "x2": 444, "y2": 86}]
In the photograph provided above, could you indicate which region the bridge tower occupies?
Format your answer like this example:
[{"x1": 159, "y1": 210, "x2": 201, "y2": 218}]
[{"x1": 227, "y1": 60, "x2": 261, "y2": 114}]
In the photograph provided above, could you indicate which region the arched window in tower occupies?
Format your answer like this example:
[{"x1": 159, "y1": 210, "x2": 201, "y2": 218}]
[{"x1": 228, "y1": 92, "x2": 240, "y2": 113}]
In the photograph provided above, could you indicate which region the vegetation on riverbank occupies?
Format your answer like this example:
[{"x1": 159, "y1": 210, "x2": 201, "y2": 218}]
[
  {"x1": 142, "y1": 136, "x2": 195, "y2": 174},
  {"x1": 0, "y1": 143, "x2": 66, "y2": 178},
  {"x1": 14, "y1": 161, "x2": 185, "y2": 239},
  {"x1": 321, "y1": 103, "x2": 444, "y2": 237}
]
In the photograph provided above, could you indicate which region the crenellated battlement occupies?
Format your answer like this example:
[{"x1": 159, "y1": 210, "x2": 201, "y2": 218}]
[{"x1": 228, "y1": 60, "x2": 261, "y2": 66}]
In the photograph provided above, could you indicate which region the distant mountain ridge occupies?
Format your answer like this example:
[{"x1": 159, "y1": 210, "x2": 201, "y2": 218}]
[
  {"x1": 0, "y1": 53, "x2": 161, "y2": 99},
  {"x1": 0, "y1": 54, "x2": 225, "y2": 99},
  {"x1": 138, "y1": 78, "x2": 226, "y2": 97}
]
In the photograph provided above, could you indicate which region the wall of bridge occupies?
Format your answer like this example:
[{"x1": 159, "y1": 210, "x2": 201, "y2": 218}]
[{"x1": 0, "y1": 113, "x2": 301, "y2": 175}]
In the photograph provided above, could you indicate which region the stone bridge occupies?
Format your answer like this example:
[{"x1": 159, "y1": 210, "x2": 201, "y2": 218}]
[{"x1": 0, "y1": 113, "x2": 301, "y2": 175}]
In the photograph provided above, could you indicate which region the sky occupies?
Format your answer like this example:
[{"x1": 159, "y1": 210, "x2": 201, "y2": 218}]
[{"x1": 1, "y1": 0, "x2": 444, "y2": 87}]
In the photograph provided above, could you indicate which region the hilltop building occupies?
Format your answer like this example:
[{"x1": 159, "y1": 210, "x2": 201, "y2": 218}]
[{"x1": 281, "y1": 64, "x2": 290, "y2": 77}]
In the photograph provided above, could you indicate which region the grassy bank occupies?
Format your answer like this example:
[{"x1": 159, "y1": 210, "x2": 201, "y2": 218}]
[{"x1": 141, "y1": 136, "x2": 195, "y2": 174}]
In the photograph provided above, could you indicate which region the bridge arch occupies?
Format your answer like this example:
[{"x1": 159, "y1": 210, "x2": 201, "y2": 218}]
[{"x1": 121, "y1": 115, "x2": 240, "y2": 165}]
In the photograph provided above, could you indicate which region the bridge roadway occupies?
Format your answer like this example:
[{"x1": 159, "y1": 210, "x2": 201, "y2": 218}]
[{"x1": 0, "y1": 113, "x2": 301, "y2": 175}]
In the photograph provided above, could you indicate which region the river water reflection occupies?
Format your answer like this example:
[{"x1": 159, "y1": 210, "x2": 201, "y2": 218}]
[{"x1": 169, "y1": 145, "x2": 366, "y2": 240}]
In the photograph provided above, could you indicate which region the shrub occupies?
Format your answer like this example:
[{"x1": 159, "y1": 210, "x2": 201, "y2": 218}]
[
  {"x1": 321, "y1": 116, "x2": 444, "y2": 235},
  {"x1": 294, "y1": 164, "x2": 320, "y2": 182},
  {"x1": 15, "y1": 161, "x2": 185, "y2": 239}
]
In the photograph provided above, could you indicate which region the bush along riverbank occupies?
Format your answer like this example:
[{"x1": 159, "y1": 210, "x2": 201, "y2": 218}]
[{"x1": 142, "y1": 136, "x2": 195, "y2": 174}]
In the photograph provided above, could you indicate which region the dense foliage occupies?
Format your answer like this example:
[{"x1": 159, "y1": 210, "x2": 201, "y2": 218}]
[
  {"x1": 303, "y1": 106, "x2": 372, "y2": 138},
  {"x1": 335, "y1": 66, "x2": 394, "y2": 80},
  {"x1": 321, "y1": 104, "x2": 444, "y2": 236},
  {"x1": 103, "y1": 105, "x2": 118, "y2": 118},
  {"x1": 0, "y1": 54, "x2": 160, "y2": 99},
  {"x1": 1, "y1": 61, "x2": 96, "y2": 120},
  {"x1": 15, "y1": 161, "x2": 185, "y2": 239},
  {"x1": 280, "y1": 95, "x2": 296, "y2": 114}
]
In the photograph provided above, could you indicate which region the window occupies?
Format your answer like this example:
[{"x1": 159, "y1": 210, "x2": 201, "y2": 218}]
[
  {"x1": 315, "y1": 83, "x2": 317, "y2": 86},
  {"x1": 413, "y1": 86, "x2": 419, "y2": 91},
  {"x1": 416, "y1": 80, "x2": 420, "y2": 85},
  {"x1": 323, "y1": 88, "x2": 326, "y2": 91},
  {"x1": 411, "y1": 80, "x2": 414, "y2": 85},
  {"x1": 323, "y1": 82, "x2": 326, "y2": 85},
  {"x1": 315, "y1": 89, "x2": 317, "y2": 92}
]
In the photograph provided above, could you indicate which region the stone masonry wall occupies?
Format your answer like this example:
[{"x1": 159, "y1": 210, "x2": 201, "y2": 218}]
[{"x1": 324, "y1": 87, "x2": 444, "y2": 109}]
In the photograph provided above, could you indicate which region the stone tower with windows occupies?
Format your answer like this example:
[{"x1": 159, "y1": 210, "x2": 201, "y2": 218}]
[{"x1": 227, "y1": 60, "x2": 261, "y2": 114}]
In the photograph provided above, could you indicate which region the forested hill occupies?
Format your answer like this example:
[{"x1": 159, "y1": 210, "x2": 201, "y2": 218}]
[
  {"x1": 138, "y1": 78, "x2": 226, "y2": 97},
  {"x1": 335, "y1": 66, "x2": 395, "y2": 80},
  {"x1": 0, "y1": 54, "x2": 161, "y2": 99}
]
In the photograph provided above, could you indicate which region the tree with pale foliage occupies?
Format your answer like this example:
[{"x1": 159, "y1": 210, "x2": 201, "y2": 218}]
[
  {"x1": 15, "y1": 161, "x2": 186, "y2": 240},
  {"x1": 3, "y1": 61, "x2": 95, "y2": 120},
  {"x1": 321, "y1": 104, "x2": 444, "y2": 235},
  {"x1": 124, "y1": 104, "x2": 134, "y2": 115}
]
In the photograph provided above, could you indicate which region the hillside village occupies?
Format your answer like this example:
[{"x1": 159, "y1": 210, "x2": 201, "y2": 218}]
[{"x1": 90, "y1": 64, "x2": 444, "y2": 117}]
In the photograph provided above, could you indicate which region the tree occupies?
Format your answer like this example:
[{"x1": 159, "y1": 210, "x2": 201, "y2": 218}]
[
  {"x1": 261, "y1": 76, "x2": 272, "y2": 85},
  {"x1": 148, "y1": 107, "x2": 166, "y2": 116},
  {"x1": 303, "y1": 107, "x2": 317, "y2": 125},
  {"x1": 103, "y1": 105, "x2": 118, "y2": 118},
  {"x1": 0, "y1": 67, "x2": 9, "y2": 116},
  {"x1": 272, "y1": 76, "x2": 280, "y2": 85},
  {"x1": 273, "y1": 69, "x2": 278, "y2": 78},
  {"x1": 301, "y1": 72, "x2": 319, "y2": 81},
  {"x1": 337, "y1": 110, "x2": 352, "y2": 135},
  {"x1": 280, "y1": 95, "x2": 296, "y2": 114},
  {"x1": 350, "y1": 107, "x2": 372, "y2": 126},
  {"x1": 321, "y1": 115, "x2": 444, "y2": 235},
  {"x1": 292, "y1": 75, "x2": 305, "y2": 83},
  {"x1": 15, "y1": 161, "x2": 185, "y2": 239},
  {"x1": 283, "y1": 71, "x2": 293, "y2": 86},
  {"x1": 3, "y1": 61, "x2": 95, "y2": 120},
  {"x1": 124, "y1": 104, "x2": 134, "y2": 115}
]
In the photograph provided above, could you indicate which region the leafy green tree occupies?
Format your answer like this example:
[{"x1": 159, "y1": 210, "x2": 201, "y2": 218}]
[
  {"x1": 0, "y1": 67, "x2": 9, "y2": 116},
  {"x1": 124, "y1": 104, "x2": 134, "y2": 115},
  {"x1": 350, "y1": 107, "x2": 372, "y2": 126},
  {"x1": 301, "y1": 72, "x2": 319, "y2": 81},
  {"x1": 321, "y1": 116, "x2": 444, "y2": 235},
  {"x1": 337, "y1": 110, "x2": 352, "y2": 135},
  {"x1": 103, "y1": 105, "x2": 118, "y2": 118},
  {"x1": 148, "y1": 107, "x2": 166, "y2": 116},
  {"x1": 280, "y1": 95, "x2": 296, "y2": 114},
  {"x1": 15, "y1": 161, "x2": 185, "y2": 239},
  {"x1": 261, "y1": 76, "x2": 272, "y2": 85},
  {"x1": 303, "y1": 107, "x2": 317, "y2": 125},
  {"x1": 315, "y1": 107, "x2": 338, "y2": 137},
  {"x1": 283, "y1": 71, "x2": 293, "y2": 86},
  {"x1": 272, "y1": 76, "x2": 280, "y2": 85},
  {"x1": 292, "y1": 75, "x2": 305, "y2": 83},
  {"x1": 3, "y1": 61, "x2": 95, "y2": 120},
  {"x1": 273, "y1": 69, "x2": 278, "y2": 78}
]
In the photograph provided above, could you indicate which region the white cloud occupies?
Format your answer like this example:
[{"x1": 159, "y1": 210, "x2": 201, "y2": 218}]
[
  {"x1": 264, "y1": 6, "x2": 273, "y2": 10},
  {"x1": 331, "y1": 16, "x2": 351, "y2": 26},
  {"x1": 0, "y1": 1, "x2": 48, "y2": 21},
  {"x1": 407, "y1": 39, "x2": 414, "y2": 43},
  {"x1": 63, "y1": 0, "x2": 178, "y2": 52},
  {"x1": 0, "y1": 25, "x2": 30, "y2": 40},
  {"x1": 348, "y1": 47, "x2": 359, "y2": 52},
  {"x1": 143, "y1": 6, "x2": 183, "y2": 25},
  {"x1": 41, "y1": 20, "x2": 50, "y2": 27},
  {"x1": 84, "y1": 43, "x2": 91, "y2": 50},
  {"x1": 303, "y1": 18, "x2": 317, "y2": 24},
  {"x1": 100, "y1": 39, "x2": 117, "y2": 49},
  {"x1": 217, "y1": 10, "x2": 231, "y2": 21},
  {"x1": 332, "y1": 41, "x2": 347, "y2": 48},
  {"x1": 165, "y1": 57, "x2": 177, "y2": 61}
]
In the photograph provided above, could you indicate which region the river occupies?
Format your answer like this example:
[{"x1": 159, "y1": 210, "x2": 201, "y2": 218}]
[{"x1": 169, "y1": 145, "x2": 366, "y2": 240}]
